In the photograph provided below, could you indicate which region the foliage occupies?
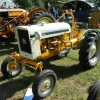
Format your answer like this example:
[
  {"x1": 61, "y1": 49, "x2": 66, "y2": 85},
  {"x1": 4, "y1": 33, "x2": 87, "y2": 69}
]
[
  {"x1": 13, "y1": 0, "x2": 47, "y2": 9},
  {"x1": 86, "y1": 0, "x2": 100, "y2": 6},
  {"x1": 13, "y1": 0, "x2": 33, "y2": 9},
  {"x1": 13, "y1": 0, "x2": 70, "y2": 9},
  {"x1": 49, "y1": 0, "x2": 70, "y2": 9},
  {"x1": 32, "y1": 0, "x2": 45, "y2": 7}
]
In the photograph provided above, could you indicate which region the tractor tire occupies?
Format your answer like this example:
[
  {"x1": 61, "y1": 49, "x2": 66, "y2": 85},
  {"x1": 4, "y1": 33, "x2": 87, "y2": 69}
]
[
  {"x1": 1, "y1": 57, "x2": 22, "y2": 78},
  {"x1": 0, "y1": 24, "x2": 7, "y2": 32},
  {"x1": 87, "y1": 80, "x2": 100, "y2": 100},
  {"x1": 79, "y1": 30, "x2": 100, "y2": 70},
  {"x1": 28, "y1": 11, "x2": 56, "y2": 24},
  {"x1": 32, "y1": 69, "x2": 57, "y2": 99}
]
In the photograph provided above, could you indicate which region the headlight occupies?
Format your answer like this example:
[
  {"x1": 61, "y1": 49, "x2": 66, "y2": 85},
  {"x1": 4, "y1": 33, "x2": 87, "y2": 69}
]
[{"x1": 34, "y1": 31, "x2": 40, "y2": 39}]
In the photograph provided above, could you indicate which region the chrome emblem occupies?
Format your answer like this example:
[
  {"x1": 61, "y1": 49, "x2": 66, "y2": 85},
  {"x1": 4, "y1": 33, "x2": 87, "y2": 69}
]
[{"x1": 22, "y1": 38, "x2": 26, "y2": 44}]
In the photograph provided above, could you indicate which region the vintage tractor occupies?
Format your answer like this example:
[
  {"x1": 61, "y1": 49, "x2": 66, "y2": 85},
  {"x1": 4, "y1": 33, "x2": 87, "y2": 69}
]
[
  {"x1": 0, "y1": 8, "x2": 56, "y2": 41},
  {"x1": 1, "y1": 10, "x2": 100, "y2": 99}
]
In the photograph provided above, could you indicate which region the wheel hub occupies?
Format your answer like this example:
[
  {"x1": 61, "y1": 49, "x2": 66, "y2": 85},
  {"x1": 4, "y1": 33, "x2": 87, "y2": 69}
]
[
  {"x1": 45, "y1": 82, "x2": 50, "y2": 88},
  {"x1": 8, "y1": 62, "x2": 16, "y2": 70},
  {"x1": 37, "y1": 17, "x2": 53, "y2": 24},
  {"x1": 89, "y1": 42, "x2": 96, "y2": 59},
  {"x1": 39, "y1": 78, "x2": 51, "y2": 93}
]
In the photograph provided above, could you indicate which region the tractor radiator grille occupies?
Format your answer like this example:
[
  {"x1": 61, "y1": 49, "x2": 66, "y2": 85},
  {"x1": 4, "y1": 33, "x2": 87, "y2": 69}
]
[{"x1": 17, "y1": 29, "x2": 32, "y2": 54}]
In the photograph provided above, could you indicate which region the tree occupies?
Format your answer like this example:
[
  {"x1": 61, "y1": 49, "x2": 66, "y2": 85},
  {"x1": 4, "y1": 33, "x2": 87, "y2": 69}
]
[
  {"x1": 13, "y1": 0, "x2": 70, "y2": 9},
  {"x1": 13, "y1": 0, "x2": 46, "y2": 9},
  {"x1": 32, "y1": 0, "x2": 46, "y2": 7},
  {"x1": 13, "y1": 0, "x2": 33, "y2": 9},
  {"x1": 86, "y1": 0, "x2": 100, "y2": 6}
]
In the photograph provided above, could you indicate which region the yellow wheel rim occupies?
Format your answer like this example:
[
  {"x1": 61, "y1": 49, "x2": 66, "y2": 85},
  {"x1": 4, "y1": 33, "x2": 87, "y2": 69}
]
[{"x1": 37, "y1": 17, "x2": 54, "y2": 24}]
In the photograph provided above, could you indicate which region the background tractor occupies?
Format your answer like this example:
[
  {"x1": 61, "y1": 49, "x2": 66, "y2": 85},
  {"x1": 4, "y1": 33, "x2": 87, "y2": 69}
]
[
  {"x1": 0, "y1": 7, "x2": 56, "y2": 42},
  {"x1": 62, "y1": 0, "x2": 100, "y2": 28},
  {"x1": 1, "y1": 9, "x2": 100, "y2": 99}
]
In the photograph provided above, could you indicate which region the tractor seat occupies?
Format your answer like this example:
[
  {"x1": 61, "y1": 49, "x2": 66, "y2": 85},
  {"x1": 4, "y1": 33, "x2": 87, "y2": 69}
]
[
  {"x1": 65, "y1": 13, "x2": 89, "y2": 28},
  {"x1": 75, "y1": 22, "x2": 87, "y2": 28},
  {"x1": 68, "y1": 21, "x2": 87, "y2": 29}
]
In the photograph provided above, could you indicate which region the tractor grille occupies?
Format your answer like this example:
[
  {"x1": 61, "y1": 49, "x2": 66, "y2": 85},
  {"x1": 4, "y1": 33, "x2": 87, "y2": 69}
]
[{"x1": 17, "y1": 29, "x2": 32, "y2": 54}]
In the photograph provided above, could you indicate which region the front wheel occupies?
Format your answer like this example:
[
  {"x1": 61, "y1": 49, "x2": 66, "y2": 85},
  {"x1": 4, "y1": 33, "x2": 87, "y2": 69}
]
[
  {"x1": 1, "y1": 57, "x2": 22, "y2": 78},
  {"x1": 87, "y1": 80, "x2": 100, "y2": 100},
  {"x1": 32, "y1": 69, "x2": 57, "y2": 99},
  {"x1": 79, "y1": 31, "x2": 100, "y2": 70}
]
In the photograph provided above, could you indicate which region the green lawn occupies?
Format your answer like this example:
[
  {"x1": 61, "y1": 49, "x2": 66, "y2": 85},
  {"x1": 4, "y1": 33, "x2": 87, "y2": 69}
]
[{"x1": 0, "y1": 42, "x2": 100, "y2": 100}]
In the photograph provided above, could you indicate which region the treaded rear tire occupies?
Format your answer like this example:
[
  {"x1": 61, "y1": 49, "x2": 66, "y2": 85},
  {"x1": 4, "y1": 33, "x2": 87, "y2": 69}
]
[
  {"x1": 28, "y1": 11, "x2": 56, "y2": 24},
  {"x1": 79, "y1": 30, "x2": 100, "y2": 70}
]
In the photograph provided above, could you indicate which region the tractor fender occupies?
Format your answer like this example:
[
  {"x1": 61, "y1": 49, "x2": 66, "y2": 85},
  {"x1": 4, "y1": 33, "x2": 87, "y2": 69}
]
[
  {"x1": 27, "y1": 8, "x2": 49, "y2": 19},
  {"x1": 83, "y1": 29, "x2": 100, "y2": 37},
  {"x1": 79, "y1": 29, "x2": 92, "y2": 41},
  {"x1": 80, "y1": 29, "x2": 100, "y2": 41},
  {"x1": 79, "y1": 29, "x2": 100, "y2": 49}
]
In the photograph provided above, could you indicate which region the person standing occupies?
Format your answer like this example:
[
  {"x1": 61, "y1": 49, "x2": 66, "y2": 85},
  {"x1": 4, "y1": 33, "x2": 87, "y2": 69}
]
[
  {"x1": 45, "y1": 1, "x2": 51, "y2": 11},
  {"x1": 51, "y1": 7, "x2": 58, "y2": 19},
  {"x1": 2, "y1": 2, "x2": 8, "y2": 9}
]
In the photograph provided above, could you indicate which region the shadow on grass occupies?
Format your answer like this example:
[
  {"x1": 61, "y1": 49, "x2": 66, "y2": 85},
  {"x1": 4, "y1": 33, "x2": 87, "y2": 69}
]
[
  {"x1": 0, "y1": 75, "x2": 6, "y2": 82},
  {"x1": 0, "y1": 42, "x2": 83, "y2": 80},
  {"x1": 0, "y1": 42, "x2": 18, "y2": 57},
  {"x1": 0, "y1": 42, "x2": 85, "y2": 99},
  {"x1": 52, "y1": 64, "x2": 83, "y2": 79},
  {"x1": 0, "y1": 75, "x2": 34, "y2": 100},
  {"x1": 31, "y1": 57, "x2": 84, "y2": 80},
  {"x1": 0, "y1": 56, "x2": 84, "y2": 100}
]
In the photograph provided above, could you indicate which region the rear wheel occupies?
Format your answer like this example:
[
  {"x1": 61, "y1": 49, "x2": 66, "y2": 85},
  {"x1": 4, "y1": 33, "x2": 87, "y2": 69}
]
[
  {"x1": 1, "y1": 57, "x2": 22, "y2": 78},
  {"x1": 79, "y1": 30, "x2": 100, "y2": 70},
  {"x1": 32, "y1": 69, "x2": 57, "y2": 99},
  {"x1": 28, "y1": 11, "x2": 56, "y2": 24}
]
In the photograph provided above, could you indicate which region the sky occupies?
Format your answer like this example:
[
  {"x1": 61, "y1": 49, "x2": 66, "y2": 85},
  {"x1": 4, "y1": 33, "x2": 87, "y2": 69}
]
[{"x1": 7, "y1": 0, "x2": 12, "y2": 2}]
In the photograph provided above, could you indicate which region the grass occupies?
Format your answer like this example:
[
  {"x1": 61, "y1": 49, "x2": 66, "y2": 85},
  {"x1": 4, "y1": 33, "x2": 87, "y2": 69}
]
[{"x1": 0, "y1": 42, "x2": 100, "y2": 100}]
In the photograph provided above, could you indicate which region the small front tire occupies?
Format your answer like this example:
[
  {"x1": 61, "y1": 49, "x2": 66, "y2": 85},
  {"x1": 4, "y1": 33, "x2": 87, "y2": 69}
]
[
  {"x1": 32, "y1": 69, "x2": 57, "y2": 99},
  {"x1": 1, "y1": 57, "x2": 22, "y2": 78}
]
